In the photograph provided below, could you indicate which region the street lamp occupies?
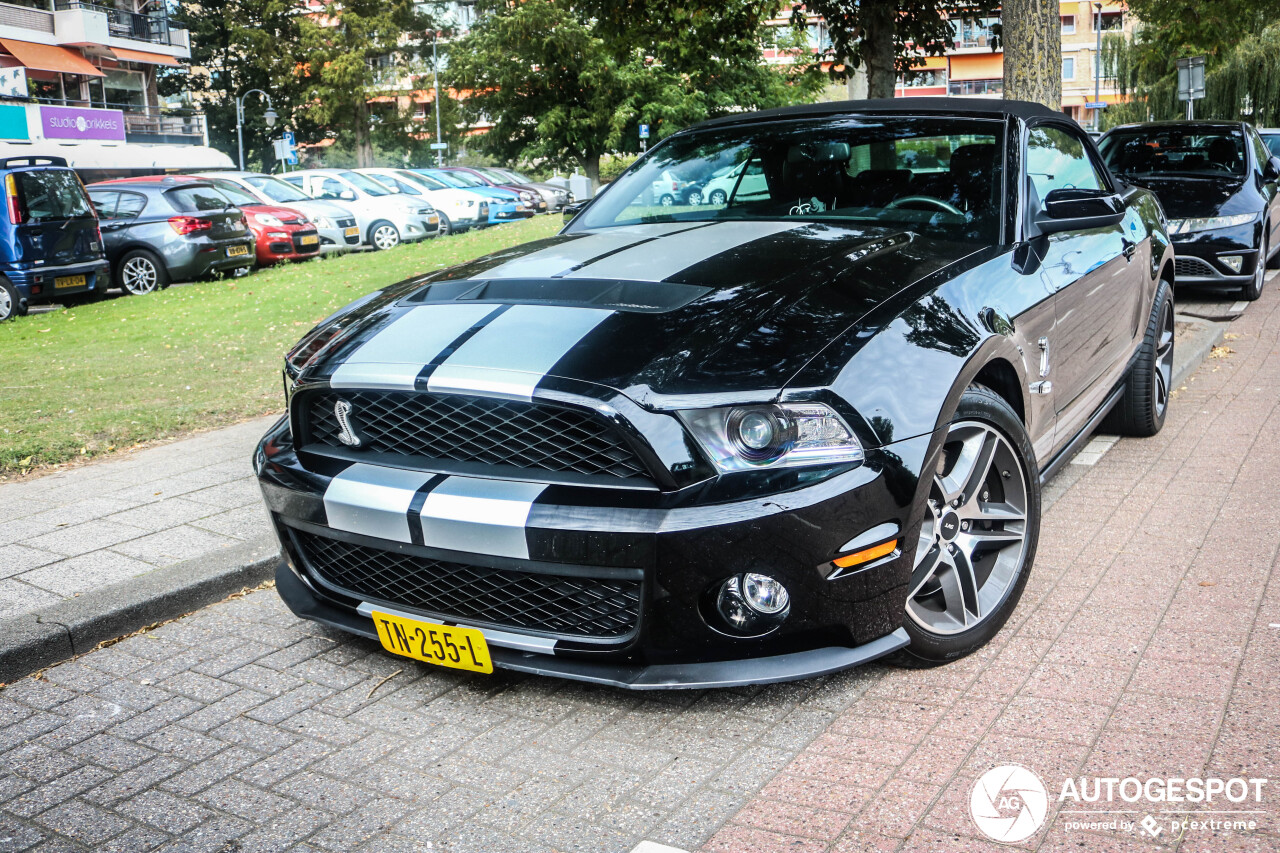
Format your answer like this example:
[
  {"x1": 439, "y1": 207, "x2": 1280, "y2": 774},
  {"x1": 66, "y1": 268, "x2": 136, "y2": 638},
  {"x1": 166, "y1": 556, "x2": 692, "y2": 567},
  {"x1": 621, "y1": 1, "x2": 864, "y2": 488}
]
[
  {"x1": 432, "y1": 31, "x2": 444, "y2": 167},
  {"x1": 236, "y1": 89, "x2": 277, "y2": 172},
  {"x1": 1093, "y1": 3, "x2": 1103, "y2": 131}
]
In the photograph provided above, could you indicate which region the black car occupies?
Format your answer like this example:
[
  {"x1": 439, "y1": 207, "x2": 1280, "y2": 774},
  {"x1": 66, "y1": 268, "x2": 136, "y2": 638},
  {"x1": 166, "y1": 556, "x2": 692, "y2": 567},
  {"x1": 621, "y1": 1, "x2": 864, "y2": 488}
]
[
  {"x1": 1099, "y1": 120, "x2": 1280, "y2": 300},
  {"x1": 87, "y1": 179, "x2": 255, "y2": 295},
  {"x1": 255, "y1": 98, "x2": 1174, "y2": 689}
]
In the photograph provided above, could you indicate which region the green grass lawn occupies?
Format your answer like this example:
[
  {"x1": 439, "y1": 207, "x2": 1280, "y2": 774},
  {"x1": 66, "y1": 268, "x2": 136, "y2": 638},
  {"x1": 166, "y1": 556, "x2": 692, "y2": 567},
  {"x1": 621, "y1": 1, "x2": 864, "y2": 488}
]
[{"x1": 0, "y1": 216, "x2": 561, "y2": 476}]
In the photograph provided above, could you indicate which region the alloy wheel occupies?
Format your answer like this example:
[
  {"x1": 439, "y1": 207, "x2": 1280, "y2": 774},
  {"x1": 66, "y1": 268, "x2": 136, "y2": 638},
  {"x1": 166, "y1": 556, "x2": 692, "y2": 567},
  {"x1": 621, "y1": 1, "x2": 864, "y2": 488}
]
[
  {"x1": 908, "y1": 420, "x2": 1030, "y2": 636},
  {"x1": 0, "y1": 285, "x2": 11, "y2": 320},
  {"x1": 373, "y1": 225, "x2": 400, "y2": 250},
  {"x1": 122, "y1": 257, "x2": 158, "y2": 295},
  {"x1": 1153, "y1": 298, "x2": 1174, "y2": 418}
]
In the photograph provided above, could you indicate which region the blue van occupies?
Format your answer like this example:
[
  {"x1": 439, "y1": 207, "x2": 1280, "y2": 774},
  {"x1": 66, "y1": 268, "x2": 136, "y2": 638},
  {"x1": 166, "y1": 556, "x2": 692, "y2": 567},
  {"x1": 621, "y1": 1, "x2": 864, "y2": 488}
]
[{"x1": 0, "y1": 156, "x2": 110, "y2": 321}]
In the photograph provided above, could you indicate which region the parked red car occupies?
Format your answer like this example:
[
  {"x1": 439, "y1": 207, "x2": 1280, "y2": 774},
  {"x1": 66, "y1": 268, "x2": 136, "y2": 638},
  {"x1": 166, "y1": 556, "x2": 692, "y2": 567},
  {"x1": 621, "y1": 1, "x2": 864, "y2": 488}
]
[{"x1": 103, "y1": 175, "x2": 321, "y2": 266}]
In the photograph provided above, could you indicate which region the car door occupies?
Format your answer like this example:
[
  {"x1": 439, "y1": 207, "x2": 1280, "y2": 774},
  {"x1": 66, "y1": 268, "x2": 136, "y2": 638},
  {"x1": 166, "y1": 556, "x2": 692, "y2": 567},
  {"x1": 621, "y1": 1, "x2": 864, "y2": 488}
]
[{"x1": 1025, "y1": 122, "x2": 1140, "y2": 451}]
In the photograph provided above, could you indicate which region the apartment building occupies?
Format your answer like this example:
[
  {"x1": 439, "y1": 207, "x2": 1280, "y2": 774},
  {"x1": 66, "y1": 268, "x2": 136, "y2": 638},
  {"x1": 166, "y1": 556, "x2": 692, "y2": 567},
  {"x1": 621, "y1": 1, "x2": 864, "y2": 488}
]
[{"x1": 0, "y1": 0, "x2": 231, "y2": 175}]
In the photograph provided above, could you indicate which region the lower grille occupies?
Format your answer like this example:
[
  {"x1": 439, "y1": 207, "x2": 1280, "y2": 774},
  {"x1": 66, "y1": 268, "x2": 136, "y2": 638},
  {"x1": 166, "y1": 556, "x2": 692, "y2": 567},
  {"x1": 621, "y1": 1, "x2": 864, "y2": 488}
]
[
  {"x1": 293, "y1": 529, "x2": 642, "y2": 639},
  {"x1": 1175, "y1": 256, "x2": 1217, "y2": 278}
]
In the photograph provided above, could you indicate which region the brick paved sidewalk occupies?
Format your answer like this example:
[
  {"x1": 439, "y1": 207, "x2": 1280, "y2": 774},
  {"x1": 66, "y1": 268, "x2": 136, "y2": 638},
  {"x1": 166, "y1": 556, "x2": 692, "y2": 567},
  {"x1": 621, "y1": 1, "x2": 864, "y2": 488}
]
[
  {"x1": 0, "y1": 416, "x2": 277, "y2": 619},
  {"x1": 0, "y1": 283, "x2": 1274, "y2": 852}
]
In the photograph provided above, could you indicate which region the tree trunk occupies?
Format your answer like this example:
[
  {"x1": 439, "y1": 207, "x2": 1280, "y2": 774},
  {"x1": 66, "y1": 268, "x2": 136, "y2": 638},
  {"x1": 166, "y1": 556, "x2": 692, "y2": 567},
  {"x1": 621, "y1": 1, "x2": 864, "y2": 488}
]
[
  {"x1": 861, "y1": 2, "x2": 897, "y2": 98},
  {"x1": 1002, "y1": 0, "x2": 1062, "y2": 107},
  {"x1": 581, "y1": 154, "x2": 601, "y2": 190},
  {"x1": 846, "y1": 63, "x2": 868, "y2": 99},
  {"x1": 354, "y1": 98, "x2": 375, "y2": 167}
]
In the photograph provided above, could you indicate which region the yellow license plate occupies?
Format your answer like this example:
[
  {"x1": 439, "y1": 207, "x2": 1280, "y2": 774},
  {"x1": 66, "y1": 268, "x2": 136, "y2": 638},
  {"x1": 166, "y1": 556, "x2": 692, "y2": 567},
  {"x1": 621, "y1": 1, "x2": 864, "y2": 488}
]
[
  {"x1": 344, "y1": 226, "x2": 359, "y2": 238},
  {"x1": 54, "y1": 275, "x2": 85, "y2": 290},
  {"x1": 427, "y1": 214, "x2": 439, "y2": 223},
  {"x1": 372, "y1": 610, "x2": 493, "y2": 674},
  {"x1": 227, "y1": 244, "x2": 250, "y2": 257},
  {"x1": 300, "y1": 234, "x2": 318, "y2": 246}
]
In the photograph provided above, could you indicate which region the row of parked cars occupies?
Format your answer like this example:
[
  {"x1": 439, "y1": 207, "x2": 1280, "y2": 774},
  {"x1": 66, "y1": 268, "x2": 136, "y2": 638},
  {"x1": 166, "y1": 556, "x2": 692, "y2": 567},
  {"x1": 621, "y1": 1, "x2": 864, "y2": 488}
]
[{"x1": 0, "y1": 159, "x2": 572, "y2": 321}]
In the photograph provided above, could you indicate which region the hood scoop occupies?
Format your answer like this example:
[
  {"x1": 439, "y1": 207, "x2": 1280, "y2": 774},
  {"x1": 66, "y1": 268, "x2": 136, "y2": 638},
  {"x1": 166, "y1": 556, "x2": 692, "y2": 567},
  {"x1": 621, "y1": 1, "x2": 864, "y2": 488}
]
[{"x1": 405, "y1": 277, "x2": 712, "y2": 314}]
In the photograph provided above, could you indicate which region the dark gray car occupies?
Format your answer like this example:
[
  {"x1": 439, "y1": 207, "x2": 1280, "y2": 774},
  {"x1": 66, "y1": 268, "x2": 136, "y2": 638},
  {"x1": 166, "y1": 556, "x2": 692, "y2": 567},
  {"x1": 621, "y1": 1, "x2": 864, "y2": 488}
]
[{"x1": 87, "y1": 179, "x2": 255, "y2": 295}]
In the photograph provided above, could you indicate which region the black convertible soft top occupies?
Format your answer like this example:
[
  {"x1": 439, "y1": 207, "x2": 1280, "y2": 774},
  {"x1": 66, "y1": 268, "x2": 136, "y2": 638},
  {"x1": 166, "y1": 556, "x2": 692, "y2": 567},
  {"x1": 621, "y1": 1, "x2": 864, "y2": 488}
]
[{"x1": 693, "y1": 97, "x2": 1063, "y2": 131}]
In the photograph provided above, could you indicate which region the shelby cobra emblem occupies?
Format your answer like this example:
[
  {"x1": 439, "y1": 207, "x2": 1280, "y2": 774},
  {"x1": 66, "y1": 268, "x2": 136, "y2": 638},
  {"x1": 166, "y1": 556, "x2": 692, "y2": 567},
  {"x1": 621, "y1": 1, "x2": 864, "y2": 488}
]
[{"x1": 333, "y1": 399, "x2": 361, "y2": 447}]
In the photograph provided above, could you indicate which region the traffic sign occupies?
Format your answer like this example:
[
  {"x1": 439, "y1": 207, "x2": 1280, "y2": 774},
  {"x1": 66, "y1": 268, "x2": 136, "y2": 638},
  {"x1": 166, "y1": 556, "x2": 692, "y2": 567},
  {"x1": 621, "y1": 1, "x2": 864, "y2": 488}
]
[
  {"x1": 639, "y1": 124, "x2": 650, "y2": 139},
  {"x1": 1085, "y1": 101, "x2": 1108, "y2": 110},
  {"x1": 280, "y1": 130, "x2": 298, "y2": 165},
  {"x1": 1176, "y1": 56, "x2": 1206, "y2": 102},
  {"x1": 430, "y1": 142, "x2": 448, "y2": 150}
]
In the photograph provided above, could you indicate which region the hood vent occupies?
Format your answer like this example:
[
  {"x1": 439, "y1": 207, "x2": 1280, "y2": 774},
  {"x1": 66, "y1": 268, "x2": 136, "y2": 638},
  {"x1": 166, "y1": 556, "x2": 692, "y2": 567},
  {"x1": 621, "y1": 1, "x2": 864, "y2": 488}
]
[{"x1": 406, "y1": 277, "x2": 711, "y2": 314}]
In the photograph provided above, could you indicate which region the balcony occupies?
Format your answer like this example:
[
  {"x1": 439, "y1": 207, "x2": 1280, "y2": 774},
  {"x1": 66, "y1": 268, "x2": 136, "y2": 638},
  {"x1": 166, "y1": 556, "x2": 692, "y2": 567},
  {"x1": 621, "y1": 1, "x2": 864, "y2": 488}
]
[
  {"x1": 51, "y1": 0, "x2": 186, "y2": 49},
  {"x1": 0, "y1": 2, "x2": 54, "y2": 32}
]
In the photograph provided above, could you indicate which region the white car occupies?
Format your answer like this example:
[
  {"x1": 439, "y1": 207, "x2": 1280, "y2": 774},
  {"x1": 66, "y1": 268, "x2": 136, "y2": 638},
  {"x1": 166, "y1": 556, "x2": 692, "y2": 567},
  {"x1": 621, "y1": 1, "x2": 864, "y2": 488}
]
[
  {"x1": 700, "y1": 161, "x2": 768, "y2": 206},
  {"x1": 356, "y1": 168, "x2": 485, "y2": 235},
  {"x1": 191, "y1": 171, "x2": 362, "y2": 254},
  {"x1": 650, "y1": 169, "x2": 699, "y2": 206},
  {"x1": 282, "y1": 169, "x2": 440, "y2": 250}
]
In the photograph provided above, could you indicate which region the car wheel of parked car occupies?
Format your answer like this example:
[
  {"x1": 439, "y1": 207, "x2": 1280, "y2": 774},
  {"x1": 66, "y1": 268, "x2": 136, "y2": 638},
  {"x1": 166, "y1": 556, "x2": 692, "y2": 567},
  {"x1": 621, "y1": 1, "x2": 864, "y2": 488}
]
[
  {"x1": 708, "y1": 189, "x2": 727, "y2": 205},
  {"x1": 1103, "y1": 280, "x2": 1174, "y2": 437},
  {"x1": 0, "y1": 280, "x2": 24, "y2": 321},
  {"x1": 370, "y1": 222, "x2": 401, "y2": 251},
  {"x1": 118, "y1": 250, "x2": 169, "y2": 296},
  {"x1": 896, "y1": 385, "x2": 1040, "y2": 667},
  {"x1": 437, "y1": 214, "x2": 453, "y2": 236},
  {"x1": 684, "y1": 190, "x2": 702, "y2": 205},
  {"x1": 658, "y1": 194, "x2": 675, "y2": 207},
  {"x1": 1243, "y1": 231, "x2": 1268, "y2": 301}
]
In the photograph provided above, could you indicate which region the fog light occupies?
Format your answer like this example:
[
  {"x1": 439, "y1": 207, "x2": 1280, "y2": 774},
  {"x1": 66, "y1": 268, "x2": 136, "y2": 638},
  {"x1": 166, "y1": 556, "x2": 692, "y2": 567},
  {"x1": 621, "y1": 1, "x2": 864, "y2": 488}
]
[
  {"x1": 708, "y1": 573, "x2": 790, "y2": 637},
  {"x1": 1221, "y1": 255, "x2": 1244, "y2": 273}
]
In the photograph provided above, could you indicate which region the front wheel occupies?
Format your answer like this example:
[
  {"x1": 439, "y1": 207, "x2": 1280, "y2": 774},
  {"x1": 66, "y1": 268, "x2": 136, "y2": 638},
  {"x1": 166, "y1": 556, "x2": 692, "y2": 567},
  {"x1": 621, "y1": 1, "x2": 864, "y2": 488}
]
[
  {"x1": 897, "y1": 386, "x2": 1040, "y2": 666},
  {"x1": 658, "y1": 194, "x2": 675, "y2": 207},
  {"x1": 369, "y1": 221, "x2": 401, "y2": 251},
  {"x1": 708, "y1": 189, "x2": 727, "y2": 205},
  {"x1": 437, "y1": 214, "x2": 453, "y2": 236},
  {"x1": 1242, "y1": 232, "x2": 1267, "y2": 301}
]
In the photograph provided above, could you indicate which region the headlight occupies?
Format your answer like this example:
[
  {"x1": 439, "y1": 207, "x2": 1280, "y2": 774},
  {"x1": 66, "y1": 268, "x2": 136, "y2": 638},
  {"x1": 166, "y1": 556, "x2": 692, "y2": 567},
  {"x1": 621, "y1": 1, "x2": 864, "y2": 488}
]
[
  {"x1": 679, "y1": 403, "x2": 864, "y2": 473},
  {"x1": 1168, "y1": 213, "x2": 1256, "y2": 234},
  {"x1": 312, "y1": 215, "x2": 332, "y2": 228},
  {"x1": 519, "y1": 191, "x2": 535, "y2": 202},
  {"x1": 254, "y1": 213, "x2": 284, "y2": 226}
]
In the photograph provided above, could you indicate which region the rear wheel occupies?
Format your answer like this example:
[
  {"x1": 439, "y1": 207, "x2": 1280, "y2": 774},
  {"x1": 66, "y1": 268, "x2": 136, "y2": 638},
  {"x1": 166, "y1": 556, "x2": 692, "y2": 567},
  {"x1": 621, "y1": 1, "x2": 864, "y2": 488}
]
[
  {"x1": 897, "y1": 386, "x2": 1040, "y2": 667},
  {"x1": 369, "y1": 221, "x2": 400, "y2": 251},
  {"x1": 117, "y1": 250, "x2": 169, "y2": 295},
  {"x1": 658, "y1": 194, "x2": 675, "y2": 207},
  {"x1": 0, "y1": 280, "x2": 24, "y2": 321},
  {"x1": 1103, "y1": 280, "x2": 1174, "y2": 437},
  {"x1": 1242, "y1": 232, "x2": 1268, "y2": 301}
]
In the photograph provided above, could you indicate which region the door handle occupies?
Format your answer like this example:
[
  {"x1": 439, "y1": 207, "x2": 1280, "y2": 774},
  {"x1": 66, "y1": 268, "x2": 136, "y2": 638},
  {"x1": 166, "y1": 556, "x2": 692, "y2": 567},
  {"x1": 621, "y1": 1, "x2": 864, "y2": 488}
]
[{"x1": 1122, "y1": 237, "x2": 1137, "y2": 261}]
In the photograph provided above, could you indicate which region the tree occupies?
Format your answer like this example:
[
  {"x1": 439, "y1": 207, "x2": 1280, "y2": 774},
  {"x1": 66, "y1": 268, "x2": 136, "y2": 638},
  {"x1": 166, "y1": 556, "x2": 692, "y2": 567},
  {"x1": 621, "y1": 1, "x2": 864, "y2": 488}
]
[
  {"x1": 296, "y1": 0, "x2": 435, "y2": 167},
  {"x1": 167, "y1": 0, "x2": 311, "y2": 170},
  {"x1": 1001, "y1": 0, "x2": 1060, "y2": 106},
  {"x1": 793, "y1": 1, "x2": 1000, "y2": 99}
]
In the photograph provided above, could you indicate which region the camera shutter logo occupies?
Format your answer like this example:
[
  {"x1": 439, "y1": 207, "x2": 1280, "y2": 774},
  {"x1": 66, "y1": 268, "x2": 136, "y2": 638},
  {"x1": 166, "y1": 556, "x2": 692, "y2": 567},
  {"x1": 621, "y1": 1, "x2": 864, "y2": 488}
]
[
  {"x1": 334, "y1": 399, "x2": 362, "y2": 447},
  {"x1": 970, "y1": 765, "x2": 1049, "y2": 843}
]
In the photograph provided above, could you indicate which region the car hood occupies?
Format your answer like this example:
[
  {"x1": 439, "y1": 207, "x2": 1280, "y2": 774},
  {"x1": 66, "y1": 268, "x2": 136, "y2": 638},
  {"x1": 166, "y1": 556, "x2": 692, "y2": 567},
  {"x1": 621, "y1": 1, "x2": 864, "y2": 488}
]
[
  {"x1": 243, "y1": 203, "x2": 304, "y2": 221},
  {"x1": 1121, "y1": 174, "x2": 1247, "y2": 219},
  {"x1": 309, "y1": 220, "x2": 981, "y2": 402},
  {"x1": 285, "y1": 199, "x2": 355, "y2": 221}
]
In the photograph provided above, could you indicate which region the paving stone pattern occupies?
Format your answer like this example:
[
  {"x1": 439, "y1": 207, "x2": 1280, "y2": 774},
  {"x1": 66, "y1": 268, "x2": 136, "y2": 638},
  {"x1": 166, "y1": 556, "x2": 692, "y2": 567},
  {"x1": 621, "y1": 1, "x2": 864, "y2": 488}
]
[{"x1": 0, "y1": 417, "x2": 277, "y2": 618}]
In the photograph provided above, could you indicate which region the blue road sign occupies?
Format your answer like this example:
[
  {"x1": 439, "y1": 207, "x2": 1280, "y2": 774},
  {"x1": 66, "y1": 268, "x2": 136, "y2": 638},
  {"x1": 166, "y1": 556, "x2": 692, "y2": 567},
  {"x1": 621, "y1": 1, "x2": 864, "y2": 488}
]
[
  {"x1": 282, "y1": 130, "x2": 298, "y2": 165},
  {"x1": 639, "y1": 124, "x2": 650, "y2": 139}
]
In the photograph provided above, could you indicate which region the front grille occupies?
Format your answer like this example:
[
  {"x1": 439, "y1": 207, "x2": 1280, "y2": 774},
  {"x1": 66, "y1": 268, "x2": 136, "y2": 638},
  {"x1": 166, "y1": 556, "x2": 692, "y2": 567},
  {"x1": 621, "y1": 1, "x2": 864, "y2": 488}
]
[
  {"x1": 293, "y1": 529, "x2": 642, "y2": 638},
  {"x1": 301, "y1": 391, "x2": 649, "y2": 480},
  {"x1": 338, "y1": 217, "x2": 356, "y2": 228},
  {"x1": 1175, "y1": 256, "x2": 1217, "y2": 278}
]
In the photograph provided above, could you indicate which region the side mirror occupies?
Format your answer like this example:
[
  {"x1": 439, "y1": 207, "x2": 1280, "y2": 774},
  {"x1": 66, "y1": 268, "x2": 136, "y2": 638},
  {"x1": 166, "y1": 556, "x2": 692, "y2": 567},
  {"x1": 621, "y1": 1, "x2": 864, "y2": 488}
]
[
  {"x1": 1032, "y1": 187, "x2": 1125, "y2": 235},
  {"x1": 1264, "y1": 156, "x2": 1280, "y2": 181},
  {"x1": 340, "y1": 190, "x2": 357, "y2": 201},
  {"x1": 562, "y1": 199, "x2": 588, "y2": 224}
]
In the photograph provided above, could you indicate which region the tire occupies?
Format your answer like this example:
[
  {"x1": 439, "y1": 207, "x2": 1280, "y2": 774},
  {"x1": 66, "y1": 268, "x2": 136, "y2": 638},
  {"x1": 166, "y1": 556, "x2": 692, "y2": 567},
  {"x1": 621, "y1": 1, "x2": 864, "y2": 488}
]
[
  {"x1": 708, "y1": 189, "x2": 727, "y2": 205},
  {"x1": 658, "y1": 194, "x2": 675, "y2": 207},
  {"x1": 0, "y1": 280, "x2": 23, "y2": 321},
  {"x1": 685, "y1": 190, "x2": 702, "y2": 205},
  {"x1": 1102, "y1": 279, "x2": 1174, "y2": 437},
  {"x1": 117, "y1": 250, "x2": 169, "y2": 296},
  {"x1": 369, "y1": 221, "x2": 401, "y2": 251},
  {"x1": 437, "y1": 214, "x2": 453, "y2": 236},
  {"x1": 1242, "y1": 231, "x2": 1267, "y2": 301},
  {"x1": 895, "y1": 385, "x2": 1041, "y2": 667}
]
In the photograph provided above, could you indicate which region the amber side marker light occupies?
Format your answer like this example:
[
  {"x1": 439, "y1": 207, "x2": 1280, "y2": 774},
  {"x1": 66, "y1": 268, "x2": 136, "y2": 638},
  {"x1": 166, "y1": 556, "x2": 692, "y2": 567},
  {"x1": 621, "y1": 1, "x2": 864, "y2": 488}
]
[{"x1": 833, "y1": 538, "x2": 898, "y2": 568}]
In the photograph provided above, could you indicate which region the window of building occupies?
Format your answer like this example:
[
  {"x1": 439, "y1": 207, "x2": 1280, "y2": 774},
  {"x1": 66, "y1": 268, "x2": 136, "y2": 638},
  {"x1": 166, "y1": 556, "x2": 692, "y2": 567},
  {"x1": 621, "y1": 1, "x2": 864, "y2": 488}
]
[
  {"x1": 1061, "y1": 15, "x2": 1076, "y2": 34},
  {"x1": 103, "y1": 69, "x2": 145, "y2": 110},
  {"x1": 899, "y1": 69, "x2": 945, "y2": 88},
  {"x1": 1062, "y1": 57, "x2": 1075, "y2": 79},
  {"x1": 1097, "y1": 11, "x2": 1123, "y2": 31}
]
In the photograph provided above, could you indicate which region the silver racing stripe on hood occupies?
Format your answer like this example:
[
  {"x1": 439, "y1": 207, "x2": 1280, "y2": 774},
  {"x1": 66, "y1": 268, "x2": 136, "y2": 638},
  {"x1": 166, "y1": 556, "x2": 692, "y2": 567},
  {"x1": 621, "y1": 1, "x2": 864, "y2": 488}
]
[
  {"x1": 330, "y1": 303, "x2": 500, "y2": 390},
  {"x1": 476, "y1": 222, "x2": 705, "y2": 279},
  {"x1": 562, "y1": 220, "x2": 801, "y2": 282},
  {"x1": 425, "y1": 304, "x2": 614, "y2": 401}
]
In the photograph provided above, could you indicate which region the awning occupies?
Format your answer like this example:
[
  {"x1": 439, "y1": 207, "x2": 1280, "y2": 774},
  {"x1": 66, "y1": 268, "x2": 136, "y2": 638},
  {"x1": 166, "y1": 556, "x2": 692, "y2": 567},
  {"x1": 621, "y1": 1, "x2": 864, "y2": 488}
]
[
  {"x1": 948, "y1": 52, "x2": 1003, "y2": 82},
  {"x1": 0, "y1": 39, "x2": 103, "y2": 77},
  {"x1": 905, "y1": 55, "x2": 947, "y2": 71},
  {"x1": 0, "y1": 141, "x2": 233, "y2": 170},
  {"x1": 108, "y1": 47, "x2": 180, "y2": 67}
]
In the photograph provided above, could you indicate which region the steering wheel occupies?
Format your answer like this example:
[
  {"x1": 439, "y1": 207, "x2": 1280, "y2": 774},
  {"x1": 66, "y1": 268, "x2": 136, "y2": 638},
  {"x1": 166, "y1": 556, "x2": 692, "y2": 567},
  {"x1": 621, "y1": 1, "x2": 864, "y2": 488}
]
[
  {"x1": 886, "y1": 195, "x2": 964, "y2": 216},
  {"x1": 1206, "y1": 161, "x2": 1235, "y2": 174}
]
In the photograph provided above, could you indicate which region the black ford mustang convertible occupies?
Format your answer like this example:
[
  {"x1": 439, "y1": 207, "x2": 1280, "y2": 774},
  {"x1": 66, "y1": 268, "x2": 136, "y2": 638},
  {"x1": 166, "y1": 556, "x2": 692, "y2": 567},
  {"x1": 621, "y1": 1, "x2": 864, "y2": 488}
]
[{"x1": 255, "y1": 98, "x2": 1174, "y2": 688}]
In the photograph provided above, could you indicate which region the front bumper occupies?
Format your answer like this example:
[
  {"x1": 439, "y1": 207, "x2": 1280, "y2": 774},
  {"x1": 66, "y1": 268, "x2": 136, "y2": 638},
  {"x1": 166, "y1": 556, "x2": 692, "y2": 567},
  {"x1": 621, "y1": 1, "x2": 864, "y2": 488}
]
[
  {"x1": 254, "y1": 410, "x2": 929, "y2": 688},
  {"x1": 1172, "y1": 229, "x2": 1263, "y2": 285},
  {"x1": 317, "y1": 224, "x2": 360, "y2": 253},
  {"x1": 257, "y1": 229, "x2": 322, "y2": 265}
]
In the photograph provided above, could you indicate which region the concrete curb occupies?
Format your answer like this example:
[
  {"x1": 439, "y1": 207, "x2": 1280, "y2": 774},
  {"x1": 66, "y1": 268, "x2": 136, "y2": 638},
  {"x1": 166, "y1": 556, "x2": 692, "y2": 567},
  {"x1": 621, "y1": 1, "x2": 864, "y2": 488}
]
[
  {"x1": 0, "y1": 536, "x2": 278, "y2": 683},
  {"x1": 0, "y1": 312, "x2": 1232, "y2": 685},
  {"x1": 1171, "y1": 312, "x2": 1227, "y2": 389}
]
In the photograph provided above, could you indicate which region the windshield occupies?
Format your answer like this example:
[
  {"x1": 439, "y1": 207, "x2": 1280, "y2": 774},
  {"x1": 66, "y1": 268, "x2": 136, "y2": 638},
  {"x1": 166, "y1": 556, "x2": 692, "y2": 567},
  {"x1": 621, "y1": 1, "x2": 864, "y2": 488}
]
[
  {"x1": 436, "y1": 170, "x2": 486, "y2": 188},
  {"x1": 410, "y1": 171, "x2": 449, "y2": 191},
  {"x1": 338, "y1": 171, "x2": 391, "y2": 196},
  {"x1": 246, "y1": 175, "x2": 312, "y2": 203},
  {"x1": 476, "y1": 167, "x2": 512, "y2": 183},
  {"x1": 204, "y1": 179, "x2": 261, "y2": 207},
  {"x1": 1263, "y1": 134, "x2": 1280, "y2": 159},
  {"x1": 502, "y1": 169, "x2": 534, "y2": 183},
  {"x1": 369, "y1": 172, "x2": 422, "y2": 195},
  {"x1": 1100, "y1": 127, "x2": 1247, "y2": 178},
  {"x1": 576, "y1": 116, "x2": 1005, "y2": 243}
]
